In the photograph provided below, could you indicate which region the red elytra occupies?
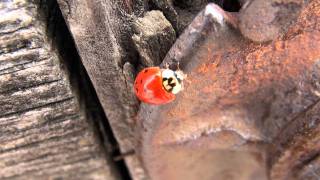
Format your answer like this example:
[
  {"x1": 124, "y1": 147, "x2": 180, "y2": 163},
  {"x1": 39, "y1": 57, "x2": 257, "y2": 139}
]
[{"x1": 134, "y1": 67, "x2": 176, "y2": 105}]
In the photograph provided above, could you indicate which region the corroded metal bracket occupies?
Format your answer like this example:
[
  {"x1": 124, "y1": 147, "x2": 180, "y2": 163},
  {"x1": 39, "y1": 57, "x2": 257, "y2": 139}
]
[{"x1": 138, "y1": 1, "x2": 320, "y2": 179}]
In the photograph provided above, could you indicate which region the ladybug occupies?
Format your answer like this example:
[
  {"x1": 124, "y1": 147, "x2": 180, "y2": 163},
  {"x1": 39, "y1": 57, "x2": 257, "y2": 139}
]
[{"x1": 134, "y1": 67, "x2": 185, "y2": 105}]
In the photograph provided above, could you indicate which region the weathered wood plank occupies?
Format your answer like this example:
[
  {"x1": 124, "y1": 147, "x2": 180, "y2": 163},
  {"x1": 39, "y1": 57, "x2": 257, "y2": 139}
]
[
  {"x1": 0, "y1": 0, "x2": 120, "y2": 179},
  {"x1": 57, "y1": 0, "x2": 146, "y2": 179},
  {"x1": 132, "y1": 10, "x2": 176, "y2": 66}
]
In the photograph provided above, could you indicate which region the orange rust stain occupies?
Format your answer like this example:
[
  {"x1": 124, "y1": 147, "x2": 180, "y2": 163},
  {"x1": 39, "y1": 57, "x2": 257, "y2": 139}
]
[
  {"x1": 233, "y1": 31, "x2": 320, "y2": 94},
  {"x1": 274, "y1": 41, "x2": 286, "y2": 51},
  {"x1": 148, "y1": 0, "x2": 320, "y2": 142},
  {"x1": 165, "y1": 30, "x2": 320, "y2": 126},
  {"x1": 285, "y1": 0, "x2": 320, "y2": 38},
  {"x1": 197, "y1": 53, "x2": 222, "y2": 74},
  {"x1": 202, "y1": 85, "x2": 217, "y2": 93},
  {"x1": 142, "y1": 2, "x2": 320, "y2": 179},
  {"x1": 197, "y1": 63, "x2": 210, "y2": 74}
]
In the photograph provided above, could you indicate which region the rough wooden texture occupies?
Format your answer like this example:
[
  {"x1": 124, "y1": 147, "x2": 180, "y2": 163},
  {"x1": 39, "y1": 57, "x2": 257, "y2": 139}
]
[
  {"x1": 0, "y1": 0, "x2": 119, "y2": 179},
  {"x1": 132, "y1": 10, "x2": 175, "y2": 67},
  {"x1": 150, "y1": 0, "x2": 239, "y2": 34},
  {"x1": 56, "y1": 0, "x2": 146, "y2": 179},
  {"x1": 150, "y1": 0, "x2": 205, "y2": 33}
]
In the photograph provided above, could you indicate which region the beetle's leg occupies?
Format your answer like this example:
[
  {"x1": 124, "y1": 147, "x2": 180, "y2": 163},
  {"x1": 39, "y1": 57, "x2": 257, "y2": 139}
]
[
  {"x1": 165, "y1": 62, "x2": 169, "y2": 69},
  {"x1": 177, "y1": 61, "x2": 180, "y2": 70}
]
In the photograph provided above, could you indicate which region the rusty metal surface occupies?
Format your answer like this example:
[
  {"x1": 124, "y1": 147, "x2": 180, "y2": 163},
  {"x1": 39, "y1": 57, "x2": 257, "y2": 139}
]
[
  {"x1": 239, "y1": 0, "x2": 307, "y2": 42},
  {"x1": 137, "y1": 1, "x2": 320, "y2": 180},
  {"x1": 270, "y1": 101, "x2": 320, "y2": 179}
]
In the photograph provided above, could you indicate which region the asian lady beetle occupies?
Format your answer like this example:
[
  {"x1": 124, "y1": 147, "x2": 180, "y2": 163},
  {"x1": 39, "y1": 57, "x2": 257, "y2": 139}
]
[{"x1": 134, "y1": 67, "x2": 185, "y2": 105}]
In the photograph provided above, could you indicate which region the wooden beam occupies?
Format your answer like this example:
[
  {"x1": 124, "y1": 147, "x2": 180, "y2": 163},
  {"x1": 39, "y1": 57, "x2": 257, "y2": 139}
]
[
  {"x1": 0, "y1": 0, "x2": 119, "y2": 179},
  {"x1": 56, "y1": 0, "x2": 146, "y2": 179}
]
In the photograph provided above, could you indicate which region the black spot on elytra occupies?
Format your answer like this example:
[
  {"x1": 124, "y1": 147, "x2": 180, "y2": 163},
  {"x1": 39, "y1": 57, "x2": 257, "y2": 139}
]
[{"x1": 144, "y1": 69, "x2": 148, "y2": 73}]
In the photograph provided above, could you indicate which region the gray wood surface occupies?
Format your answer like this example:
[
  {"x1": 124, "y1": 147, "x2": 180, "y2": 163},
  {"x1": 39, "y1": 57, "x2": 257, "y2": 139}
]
[
  {"x1": 132, "y1": 10, "x2": 176, "y2": 67},
  {"x1": 0, "y1": 0, "x2": 119, "y2": 179},
  {"x1": 56, "y1": 0, "x2": 147, "y2": 179}
]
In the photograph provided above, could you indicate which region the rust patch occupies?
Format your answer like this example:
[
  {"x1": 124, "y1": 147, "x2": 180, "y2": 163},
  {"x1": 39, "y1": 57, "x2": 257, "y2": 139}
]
[{"x1": 138, "y1": 1, "x2": 320, "y2": 180}]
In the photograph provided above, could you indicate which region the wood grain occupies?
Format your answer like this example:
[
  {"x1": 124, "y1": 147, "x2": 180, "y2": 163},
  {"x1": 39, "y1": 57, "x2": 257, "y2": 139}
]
[
  {"x1": 0, "y1": 0, "x2": 119, "y2": 179},
  {"x1": 56, "y1": 0, "x2": 147, "y2": 179},
  {"x1": 132, "y1": 10, "x2": 176, "y2": 67}
]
